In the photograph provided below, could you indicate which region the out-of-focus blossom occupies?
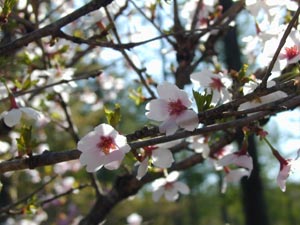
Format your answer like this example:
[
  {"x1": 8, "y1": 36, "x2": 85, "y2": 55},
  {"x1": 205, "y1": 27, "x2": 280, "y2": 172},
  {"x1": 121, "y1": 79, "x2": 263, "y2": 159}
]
[
  {"x1": 146, "y1": 82, "x2": 198, "y2": 135},
  {"x1": 54, "y1": 176, "x2": 75, "y2": 194},
  {"x1": 0, "y1": 96, "x2": 44, "y2": 127},
  {"x1": 188, "y1": 135, "x2": 210, "y2": 158},
  {"x1": 221, "y1": 168, "x2": 250, "y2": 193},
  {"x1": 78, "y1": 123, "x2": 130, "y2": 172},
  {"x1": 127, "y1": 213, "x2": 143, "y2": 225},
  {"x1": 217, "y1": 141, "x2": 253, "y2": 174},
  {"x1": 191, "y1": 69, "x2": 232, "y2": 105},
  {"x1": 151, "y1": 171, "x2": 190, "y2": 202},
  {"x1": 238, "y1": 80, "x2": 287, "y2": 111}
]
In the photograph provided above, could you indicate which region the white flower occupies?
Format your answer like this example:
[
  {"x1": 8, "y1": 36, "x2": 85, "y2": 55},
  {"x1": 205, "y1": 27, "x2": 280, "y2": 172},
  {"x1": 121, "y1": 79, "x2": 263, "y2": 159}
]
[
  {"x1": 151, "y1": 171, "x2": 190, "y2": 202},
  {"x1": 188, "y1": 135, "x2": 210, "y2": 158},
  {"x1": 218, "y1": 153, "x2": 253, "y2": 173},
  {"x1": 127, "y1": 213, "x2": 143, "y2": 225},
  {"x1": 273, "y1": 149, "x2": 300, "y2": 192},
  {"x1": 238, "y1": 80, "x2": 287, "y2": 111},
  {"x1": 190, "y1": 69, "x2": 232, "y2": 105},
  {"x1": 136, "y1": 140, "x2": 179, "y2": 180},
  {"x1": 77, "y1": 123, "x2": 130, "y2": 172},
  {"x1": 278, "y1": 30, "x2": 300, "y2": 68},
  {"x1": 146, "y1": 82, "x2": 199, "y2": 135},
  {"x1": 221, "y1": 168, "x2": 250, "y2": 193},
  {"x1": 0, "y1": 107, "x2": 43, "y2": 127},
  {"x1": 217, "y1": 142, "x2": 253, "y2": 174}
]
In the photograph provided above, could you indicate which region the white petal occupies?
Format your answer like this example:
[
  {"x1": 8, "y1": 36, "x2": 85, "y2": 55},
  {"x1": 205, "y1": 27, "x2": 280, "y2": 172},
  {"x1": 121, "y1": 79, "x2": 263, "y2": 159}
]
[
  {"x1": 20, "y1": 107, "x2": 42, "y2": 120},
  {"x1": 4, "y1": 109, "x2": 22, "y2": 127},
  {"x1": 103, "y1": 150, "x2": 125, "y2": 170},
  {"x1": 173, "y1": 181, "x2": 190, "y2": 194},
  {"x1": 145, "y1": 99, "x2": 169, "y2": 121},
  {"x1": 152, "y1": 187, "x2": 164, "y2": 202},
  {"x1": 79, "y1": 151, "x2": 104, "y2": 172},
  {"x1": 277, "y1": 163, "x2": 291, "y2": 192},
  {"x1": 159, "y1": 118, "x2": 179, "y2": 135},
  {"x1": 176, "y1": 110, "x2": 199, "y2": 131},
  {"x1": 157, "y1": 82, "x2": 180, "y2": 101},
  {"x1": 152, "y1": 148, "x2": 174, "y2": 168},
  {"x1": 165, "y1": 189, "x2": 178, "y2": 202},
  {"x1": 136, "y1": 158, "x2": 149, "y2": 180},
  {"x1": 218, "y1": 154, "x2": 237, "y2": 167},
  {"x1": 166, "y1": 171, "x2": 180, "y2": 182},
  {"x1": 94, "y1": 123, "x2": 116, "y2": 136},
  {"x1": 225, "y1": 168, "x2": 250, "y2": 183}
]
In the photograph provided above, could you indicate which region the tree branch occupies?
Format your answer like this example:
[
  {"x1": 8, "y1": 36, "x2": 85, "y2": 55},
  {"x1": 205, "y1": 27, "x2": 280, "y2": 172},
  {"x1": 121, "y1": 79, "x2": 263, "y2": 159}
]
[{"x1": 0, "y1": 0, "x2": 115, "y2": 55}]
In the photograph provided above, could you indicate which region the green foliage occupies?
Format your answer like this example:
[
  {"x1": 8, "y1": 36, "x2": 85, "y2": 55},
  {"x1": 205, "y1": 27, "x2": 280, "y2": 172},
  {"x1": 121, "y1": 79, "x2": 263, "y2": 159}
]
[
  {"x1": 129, "y1": 86, "x2": 145, "y2": 106},
  {"x1": 16, "y1": 125, "x2": 38, "y2": 156},
  {"x1": 1, "y1": 0, "x2": 17, "y2": 16},
  {"x1": 193, "y1": 90, "x2": 213, "y2": 113},
  {"x1": 104, "y1": 103, "x2": 121, "y2": 128}
]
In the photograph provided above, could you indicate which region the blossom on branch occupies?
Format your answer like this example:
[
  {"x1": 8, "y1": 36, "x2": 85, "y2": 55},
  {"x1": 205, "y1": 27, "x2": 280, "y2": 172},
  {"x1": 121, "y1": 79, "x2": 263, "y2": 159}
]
[
  {"x1": 77, "y1": 123, "x2": 130, "y2": 172},
  {"x1": 278, "y1": 30, "x2": 300, "y2": 67},
  {"x1": 146, "y1": 82, "x2": 199, "y2": 135},
  {"x1": 0, "y1": 96, "x2": 43, "y2": 127},
  {"x1": 217, "y1": 141, "x2": 253, "y2": 174},
  {"x1": 151, "y1": 171, "x2": 190, "y2": 202},
  {"x1": 136, "y1": 140, "x2": 178, "y2": 180},
  {"x1": 190, "y1": 69, "x2": 232, "y2": 105},
  {"x1": 272, "y1": 149, "x2": 300, "y2": 192},
  {"x1": 238, "y1": 80, "x2": 287, "y2": 111},
  {"x1": 221, "y1": 167, "x2": 250, "y2": 193}
]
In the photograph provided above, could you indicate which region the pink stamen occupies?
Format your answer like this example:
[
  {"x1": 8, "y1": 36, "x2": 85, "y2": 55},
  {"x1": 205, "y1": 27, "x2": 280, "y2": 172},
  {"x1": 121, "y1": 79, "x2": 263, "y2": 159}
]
[
  {"x1": 97, "y1": 136, "x2": 116, "y2": 155},
  {"x1": 284, "y1": 45, "x2": 299, "y2": 60},
  {"x1": 168, "y1": 99, "x2": 187, "y2": 116},
  {"x1": 209, "y1": 77, "x2": 224, "y2": 92}
]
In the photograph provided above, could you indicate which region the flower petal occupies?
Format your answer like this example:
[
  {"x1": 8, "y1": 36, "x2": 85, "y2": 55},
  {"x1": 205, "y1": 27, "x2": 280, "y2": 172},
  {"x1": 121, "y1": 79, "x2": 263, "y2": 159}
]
[
  {"x1": 146, "y1": 99, "x2": 169, "y2": 121},
  {"x1": 176, "y1": 110, "x2": 199, "y2": 131},
  {"x1": 152, "y1": 187, "x2": 164, "y2": 202},
  {"x1": 3, "y1": 109, "x2": 22, "y2": 127},
  {"x1": 152, "y1": 148, "x2": 174, "y2": 168},
  {"x1": 173, "y1": 181, "x2": 190, "y2": 195},
  {"x1": 136, "y1": 158, "x2": 149, "y2": 180}
]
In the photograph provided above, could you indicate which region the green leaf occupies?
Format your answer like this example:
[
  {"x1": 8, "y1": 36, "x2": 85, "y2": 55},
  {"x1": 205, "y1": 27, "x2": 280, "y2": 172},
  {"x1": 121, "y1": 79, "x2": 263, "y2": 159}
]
[
  {"x1": 129, "y1": 87, "x2": 145, "y2": 106},
  {"x1": 193, "y1": 90, "x2": 213, "y2": 113},
  {"x1": 2, "y1": 0, "x2": 18, "y2": 16},
  {"x1": 16, "y1": 125, "x2": 38, "y2": 156},
  {"x1": 104, "y1": 103, "x2": 121, "y2": 128}
]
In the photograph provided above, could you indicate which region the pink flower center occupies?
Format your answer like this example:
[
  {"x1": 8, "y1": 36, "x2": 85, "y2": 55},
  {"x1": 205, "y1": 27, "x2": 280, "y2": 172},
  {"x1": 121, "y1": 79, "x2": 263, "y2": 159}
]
[
  {"x1": 143, "y1": 146, "x2": 158, "y2": 157},
  {"x1": 209, "y1": 77, "x2": 224, "y2": 92},
  {"x1": 164, "y1": 182, "x2": 174, "y2": 190},
  {"x1": 97, "y1": 136, "x2": 116, "y2": 155},
  {"x1": 168, "y1": 99, "x2": 187, "y2": 116},
  {"x1": 284, "y1": 45, "x2": 299, "y2": 60}
]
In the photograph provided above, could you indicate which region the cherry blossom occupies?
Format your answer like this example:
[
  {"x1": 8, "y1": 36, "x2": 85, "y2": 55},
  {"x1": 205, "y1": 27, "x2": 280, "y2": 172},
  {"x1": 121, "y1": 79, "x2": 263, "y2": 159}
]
[
  {"x1": 190, "y1": 69, "x2": 232, "y2": 105},
  {"x1": 77, "y1": 123, "x2": 130, "y2": 172},
  {"x1": 188, "y1": 135, "x2": 210, "y2": 158},
  {"x1": 151, "y1": 171, "x2": 190, "y2": 202},
  {"x1": 221, "y1": 168, "x2": 251, "y2": 193},
  {"x1": 217, "y1": 141, "x2": 253, "y2": 174},
  {"x1": 146, "y1": 82, "x2": 199, "y2": 135},
  {"x1": 136, "y1": 140, "x2": 178, "y2": 180},
  {"x1": 127, "y1": 213, "x2": 143, "y2": 225},
  {"x1": 0, "y1": 96, "x2": 43, "y2": 127},
  {"x1": 278, "y1": 30, "x2": 300, "y2": 67},
  {"x1": 272, "y1": 149, "x2": 300, "y2": 192},
  {"x1": 238, "y1": 80, "x2": 287, "y2": 111}
]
